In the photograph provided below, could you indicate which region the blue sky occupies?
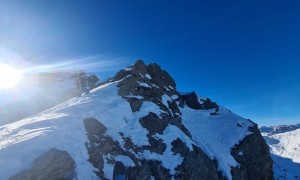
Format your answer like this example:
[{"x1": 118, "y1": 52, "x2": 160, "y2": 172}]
[{"x1": 0, "y1": 0, "x2": 299, "y2": 126}]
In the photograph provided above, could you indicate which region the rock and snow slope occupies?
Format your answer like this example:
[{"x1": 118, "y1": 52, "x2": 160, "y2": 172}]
[
  {"x1": 261, "y1": 125, "x2": 300, "y2": 180},
  {"x1": 0, "y1": 61, "x2": 273, "y2": 179}
]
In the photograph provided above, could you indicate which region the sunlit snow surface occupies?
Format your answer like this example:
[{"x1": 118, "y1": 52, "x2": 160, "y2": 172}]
[
  {"x1": 263, "y1": 130, "x2": 300, "y2": 179},
  {"x1": 0, "y1": 81, "x2": 254, "y2": 179},
  {"x1": 181, "y1": 106, "x2": 253, "y2": 178}
]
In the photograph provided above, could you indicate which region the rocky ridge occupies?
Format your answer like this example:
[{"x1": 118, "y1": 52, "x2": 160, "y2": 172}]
[{"x1": 2, "y1": 60, "x2": 273, "y2": 180}]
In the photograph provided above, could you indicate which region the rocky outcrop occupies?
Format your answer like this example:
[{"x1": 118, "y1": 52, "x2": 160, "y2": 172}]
[
  {"x1": 10, "y1": 148, "x2": 75, "y2": 180},
  {"x1": 181, "y1": 91, "x2": 219, "y2": 115},
  {"x1": 231, "y1": 124, "x2": 274, "y2": 180},
  {"x1": 172, "y1": 138, "x2": 221, "y2": 180},
  {"x1": 113, "y1": 60, "x2": 191, "y2": 137},
  {"x1": 71, "y1": 71, "x2": 100, "y2": 93}
]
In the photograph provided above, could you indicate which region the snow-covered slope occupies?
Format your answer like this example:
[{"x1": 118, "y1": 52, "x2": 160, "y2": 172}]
[
  {"x1": 261, "y1": 125, "x2": 300, "y2": 179},
  {"x1": 0, "y1": 61, "x2": 273, "y2": 179}
]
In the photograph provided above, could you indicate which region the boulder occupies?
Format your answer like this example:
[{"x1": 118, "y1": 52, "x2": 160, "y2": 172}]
[{"x1": 10, "y1": 148, "x2": 75, "y2": 180}]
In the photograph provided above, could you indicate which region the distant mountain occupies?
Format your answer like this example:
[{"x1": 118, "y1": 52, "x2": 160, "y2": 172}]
[
  {"x1": 0, "y1": 71, "x2": 100, "y2": 125},
  {"x1": 260, "y1": 124, "x2": 300, "y2": 135},
  {"x1": 260, "y1": 124, "x2": 300, "y2": 179},
  {"x1": 0, "y1": 60, "x2": 273, "y2": 179}
]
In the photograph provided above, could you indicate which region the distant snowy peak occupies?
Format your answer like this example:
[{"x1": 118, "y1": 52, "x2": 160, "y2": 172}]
[
  {"x1": 261, "y1": 124, "x2": 300, "y2": 179},
  {"x1": 260, "y1": 123, "x2": 300, "y2": 135}
]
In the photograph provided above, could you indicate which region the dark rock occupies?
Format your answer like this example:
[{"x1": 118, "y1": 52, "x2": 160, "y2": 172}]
[
  {"x1": 172, "y1": 139, "x2": 220, "y2": 180},
  {"x1": 142, "y1": 134, "x2": 166, "y2": 154},
  {"x1": 139, "y1": 112, "x2": 168, "y2": 134},
  {"x1": 127, "y1": 160, "x2": 172, "y2": 180},
  {"x1": 10, "y1": 148, "x2": 75, "y2": 180},
  {"x1": 202, "y1": 98, "x2": 219, "y2": 111},
  {"x1": 231, "y1": 124, "x2": 274, "y2": 180},
  {"x1": 181, "y1": 91, "x2": 203, "y2": 110},
  {"x1": 127, "y1": 98, "x2": 143, "y2": 112}
]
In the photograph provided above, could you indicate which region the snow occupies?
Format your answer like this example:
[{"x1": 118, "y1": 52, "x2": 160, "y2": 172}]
[
  {"x1": 262, "y1": 128, "x2": 300, "y2": 179},
  {"x1": 181, "y1": 106, "x2": 253, "y2": 179},
  {"x1": 124, "y1": 95, "x2": 144, "y2": 100},
  {"x1": 125, "y1": 67, "x2": 133, "y2": 71},
  {"x1": 145, "y1": 74, "x2": 152, "y2": 79},
  {"x1": 161, "y1": 94, "x2": 171, "y2": 107},
  {"x1": 114, "y1": 155, "x2": 135, "y2": 167},
  {"x1": 138, "y1": 82, "x2": 152, "y2": 88},
  {"x1": 171, "y1": 95, "x2": 178, "y2": 100}
]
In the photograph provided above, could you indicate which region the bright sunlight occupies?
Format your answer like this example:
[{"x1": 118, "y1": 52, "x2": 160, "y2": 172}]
[{"x1": 0, "y1": 64, "x2": 22, "y2": 89}]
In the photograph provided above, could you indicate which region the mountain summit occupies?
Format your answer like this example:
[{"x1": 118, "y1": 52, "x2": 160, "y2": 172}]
[{"x1": 0, "y1": 60, "x2": 273, "y2": 179}]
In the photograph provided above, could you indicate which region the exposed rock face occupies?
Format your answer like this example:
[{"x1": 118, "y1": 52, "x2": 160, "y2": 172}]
[
  {"x1": 181, "y1": 91, "x2": 219, "y2": 115},
  {"x1": 172, "y1": 138, "x2": 220, "y2": 180},
  {"x1": 231, "y1": 124, "x2": 274, "y2": 180},
  {"x1": 10, "y1": 148, "x2": 75, "y2": 180},
  {"x1": 114, "y1": 60, "x2": 190, "y2": 137}
]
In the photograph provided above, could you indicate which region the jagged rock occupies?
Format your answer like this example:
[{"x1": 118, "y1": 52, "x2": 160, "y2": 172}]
[
  {"x1": 181, "y1": 91, "x2": 203, "y2": 110},
  {"x1": 114, "y1": 60, "x2": 190, "y2": 139},
  {"x1": 231, "y1": 124, "x2": 274, "y2": 180},
  {"x1": 172, "y1": 139, "x2": 220, "y2": 180},
  {"x1": 10, "y1": 148, "x2": 75, "y2": 180},
  {"x1": 182, "y1": 91, "x2": 219, "y2": 115},
  {"x1": 139, "y1": 112, "x2": 168, "y2": 134},
  {"x1": 142, "y1": 134, "x2": 167, "y2": 154},
  {"x1": 84, "y1": 117, "x2": 124, "y2": 179},
  {"x1": 202, "y1": 98, "x2": 219, "y2": 111}
]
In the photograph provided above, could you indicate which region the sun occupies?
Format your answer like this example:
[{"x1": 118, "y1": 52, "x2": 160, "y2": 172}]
[{"x1": 0, "y1": 64, "x2": 22, "y2": 89}]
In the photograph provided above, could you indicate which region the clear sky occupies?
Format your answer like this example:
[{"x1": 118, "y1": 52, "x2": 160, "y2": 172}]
[{"x1": 0, "y1": 0, "x2": 299, "y2": 126}]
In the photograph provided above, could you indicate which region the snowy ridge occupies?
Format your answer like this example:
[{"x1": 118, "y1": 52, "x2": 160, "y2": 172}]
[{"x1": 0, "y1": 61, "x2": 268, "y2": 179}]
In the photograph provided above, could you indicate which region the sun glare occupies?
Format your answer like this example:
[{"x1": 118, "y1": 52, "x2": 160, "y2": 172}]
[{"x1": 0, "y1": 64, "x2": 22, "y2": 89}]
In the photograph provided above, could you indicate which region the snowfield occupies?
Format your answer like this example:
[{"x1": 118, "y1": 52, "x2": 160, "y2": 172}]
[
  {"x1": 0, "y1": 80, "x2": 255, "y2": 179},
  {"x1": 262, "y1": 128, "x2": 300, "y2": 179}
]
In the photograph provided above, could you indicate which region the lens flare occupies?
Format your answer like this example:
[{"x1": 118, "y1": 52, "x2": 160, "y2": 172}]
[{"x1": 0, "y1": 64, "x2": 22, "y2": 88}]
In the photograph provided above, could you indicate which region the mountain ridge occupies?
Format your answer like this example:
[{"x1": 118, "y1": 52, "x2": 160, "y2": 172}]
[{"x1": 0, "y1": 60, "x2": 273, "y2": 179}]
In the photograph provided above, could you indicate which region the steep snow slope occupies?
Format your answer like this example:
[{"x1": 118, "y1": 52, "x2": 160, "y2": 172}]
[
  {"x1": 0, "y1": 61, "x2": 272, "y2": 179},
  {"x1": 262, "y1": 126, "x2": 300, "y2": 179},
  {"x1": 181, "y1": 106, "x2": 252, "y2": 178}
]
